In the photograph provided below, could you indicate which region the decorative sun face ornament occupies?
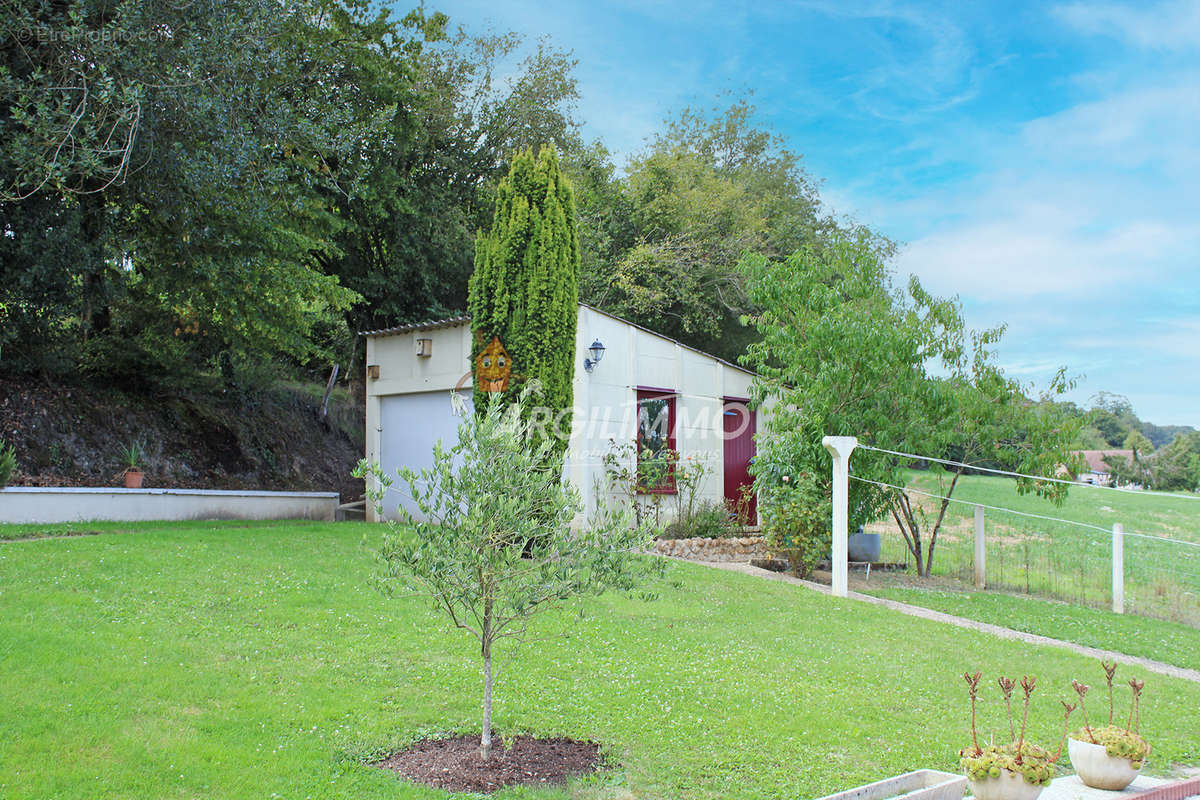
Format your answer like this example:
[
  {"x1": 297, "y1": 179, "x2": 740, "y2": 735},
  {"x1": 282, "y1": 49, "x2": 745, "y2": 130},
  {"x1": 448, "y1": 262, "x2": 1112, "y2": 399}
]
[{"x1": 475, "y1": 336, "x2": 512, "y2": 393}]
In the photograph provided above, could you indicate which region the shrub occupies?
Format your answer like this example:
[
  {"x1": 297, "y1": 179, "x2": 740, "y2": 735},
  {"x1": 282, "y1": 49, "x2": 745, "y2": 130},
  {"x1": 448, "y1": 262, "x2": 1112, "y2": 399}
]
[
  {"x1": 760, "y1": 471, "x2": 830, "y2": 578},
  {"x1": 0, "y1": 441, "x2": 15, "y2": 487},
  {"x1": 660, "y1": 501, "x2": 734, "y2": 540}
]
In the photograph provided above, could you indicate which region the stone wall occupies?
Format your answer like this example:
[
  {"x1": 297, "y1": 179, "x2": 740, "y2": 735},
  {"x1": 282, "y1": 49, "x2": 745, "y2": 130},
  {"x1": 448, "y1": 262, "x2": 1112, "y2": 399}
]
[{"x1": 652, "y1": 535, "x2": 770, "y2": 562}]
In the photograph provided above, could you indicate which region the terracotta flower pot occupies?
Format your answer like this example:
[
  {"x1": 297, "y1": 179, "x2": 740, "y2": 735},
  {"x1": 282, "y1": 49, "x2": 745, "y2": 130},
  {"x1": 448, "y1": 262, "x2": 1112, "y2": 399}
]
[
  {"x1": 967, "y1": 770, "x2": 1045, "y2": 800},
  {"x1": 124, "y1": 469, "x2": 145, "y2": 489},
  {"x1": 1068, "y1": 738, "x2": 1141, "y2": 791}
]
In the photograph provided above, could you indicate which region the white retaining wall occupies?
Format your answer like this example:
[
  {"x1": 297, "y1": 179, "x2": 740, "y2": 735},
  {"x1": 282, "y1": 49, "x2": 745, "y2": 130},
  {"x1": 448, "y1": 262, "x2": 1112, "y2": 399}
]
[{"x1": 0, "y1": 487, "x2": 339, "y2": 524}]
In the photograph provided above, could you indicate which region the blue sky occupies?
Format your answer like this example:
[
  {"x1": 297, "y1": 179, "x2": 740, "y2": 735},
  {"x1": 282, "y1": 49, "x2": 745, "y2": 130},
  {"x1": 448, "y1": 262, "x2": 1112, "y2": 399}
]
[{"x1": 421, "y1": 0, "x2": 1199, "y2": 426}]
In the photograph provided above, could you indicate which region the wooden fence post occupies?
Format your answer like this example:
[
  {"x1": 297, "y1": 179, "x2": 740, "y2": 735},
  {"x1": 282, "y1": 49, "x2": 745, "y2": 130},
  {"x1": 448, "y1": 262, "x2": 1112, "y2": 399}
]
[
  {"x1": 974, "y1": 504, "x2": 986, "y2": 590},
  {"x1": 1112, "y1": 523, "x2": 1124, "y2": 614}
]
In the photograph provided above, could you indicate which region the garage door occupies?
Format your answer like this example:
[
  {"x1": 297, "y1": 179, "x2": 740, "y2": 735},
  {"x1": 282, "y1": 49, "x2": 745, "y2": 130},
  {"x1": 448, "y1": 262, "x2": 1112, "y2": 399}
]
[{"x1": 379, "y1": 391, "x2": 472, "y2": 521}]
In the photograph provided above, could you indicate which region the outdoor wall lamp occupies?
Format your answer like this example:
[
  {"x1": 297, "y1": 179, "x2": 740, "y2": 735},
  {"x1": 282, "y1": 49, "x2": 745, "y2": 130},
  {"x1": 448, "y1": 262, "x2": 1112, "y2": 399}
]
[{"x1": 583, "y1": 339, "x2": 606, "y2": 373}]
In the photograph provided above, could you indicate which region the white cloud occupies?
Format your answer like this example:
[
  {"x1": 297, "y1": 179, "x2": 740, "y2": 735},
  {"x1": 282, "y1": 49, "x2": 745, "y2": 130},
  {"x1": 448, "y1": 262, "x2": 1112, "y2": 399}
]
[
  {"x1": 1021, "y1": 82, "x2": 1200, "y2": 171},
  {"x1": 888, "y1": 74, "x2": 1200, "y2": 301},
  {"x1": 897, "y1": 215, "x2": 1188, "y2": 299},
  {"x1": 1054, "y1": 0, "x2": 1200, "y2": 50}
]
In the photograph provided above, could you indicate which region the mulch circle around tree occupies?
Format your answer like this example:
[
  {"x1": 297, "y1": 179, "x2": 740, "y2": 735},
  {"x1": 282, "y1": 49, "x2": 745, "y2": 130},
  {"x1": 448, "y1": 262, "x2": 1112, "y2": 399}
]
[{"x1": 373, "y1": 734, "x2": 602, "y2": 794}]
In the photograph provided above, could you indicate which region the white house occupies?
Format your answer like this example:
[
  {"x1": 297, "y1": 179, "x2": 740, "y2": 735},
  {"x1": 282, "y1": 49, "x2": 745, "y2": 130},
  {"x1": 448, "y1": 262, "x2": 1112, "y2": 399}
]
[
  {"x1": 1072, "y1": 449, "x2": 1134, "y2": 486},
  {"x1": 362, "y1": 303, "x2": 763, "y2": 524}
]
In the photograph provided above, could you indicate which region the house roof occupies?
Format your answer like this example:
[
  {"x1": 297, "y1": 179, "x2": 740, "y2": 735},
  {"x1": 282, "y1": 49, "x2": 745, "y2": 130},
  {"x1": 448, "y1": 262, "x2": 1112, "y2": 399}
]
[
  {"x1": 1073, "y1": 449, "x2": 1133, "y2": 473},
  {"x1": 359, "y1": 303, "x2": 755, "y2": 376},
  {"x1": 358, "y1": 315, "x2": 471, "y2": 338}
]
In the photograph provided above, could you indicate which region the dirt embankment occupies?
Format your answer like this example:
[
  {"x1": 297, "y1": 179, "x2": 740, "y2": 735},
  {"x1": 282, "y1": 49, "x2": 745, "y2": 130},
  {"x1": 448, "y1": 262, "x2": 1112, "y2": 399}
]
[{"x1": 0, "y1": 377, "x2": 365, "y2": 502}]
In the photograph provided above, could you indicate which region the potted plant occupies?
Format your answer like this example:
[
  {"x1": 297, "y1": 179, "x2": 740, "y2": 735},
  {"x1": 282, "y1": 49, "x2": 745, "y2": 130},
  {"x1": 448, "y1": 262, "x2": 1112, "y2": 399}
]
[
  {"x1": 119, "y1": 441, "x2": 146, "y2": 489},
  {"x1": 960, "y1": 672, "x2": 1075, "y2": 800},
  {"x1": 1067, "y1": 661, "x2": 1150, "y2": 790}
]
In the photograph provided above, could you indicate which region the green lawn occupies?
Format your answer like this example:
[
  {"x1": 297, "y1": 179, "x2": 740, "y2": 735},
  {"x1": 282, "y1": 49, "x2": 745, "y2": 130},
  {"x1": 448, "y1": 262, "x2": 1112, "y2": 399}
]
[
  {"x1": 2, "y1": 521, "x2": 1199, "y2": 800},
  {"x1": 864, "y1": 587, "x2": 1200, "y2": 671},
  {"x1": 868, "y1": 471, "x2": 1200, "y2": 624}
]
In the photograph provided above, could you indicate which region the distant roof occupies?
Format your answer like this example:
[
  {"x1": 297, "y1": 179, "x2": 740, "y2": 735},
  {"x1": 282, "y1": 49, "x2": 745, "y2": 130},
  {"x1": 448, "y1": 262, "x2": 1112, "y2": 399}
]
[
  {"x1": 360, "y1": 303, "x2": 754, "y2": 376},
  {"x1": 1073, "y1": 449, "x2": 1133, "y2": 473}
]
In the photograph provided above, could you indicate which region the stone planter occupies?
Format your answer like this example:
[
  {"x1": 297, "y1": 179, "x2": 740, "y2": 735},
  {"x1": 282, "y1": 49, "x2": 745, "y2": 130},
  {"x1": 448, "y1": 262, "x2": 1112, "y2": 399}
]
[
  {"x1": 966, "y1": 770, "x2": 1044, "y2": 800},
  {"x1": 1068, "y1": 738, "x2": 1141, "y2": 791},
  {"x1": 818, "y1": 769, "x2": 966, "y2": 800}
]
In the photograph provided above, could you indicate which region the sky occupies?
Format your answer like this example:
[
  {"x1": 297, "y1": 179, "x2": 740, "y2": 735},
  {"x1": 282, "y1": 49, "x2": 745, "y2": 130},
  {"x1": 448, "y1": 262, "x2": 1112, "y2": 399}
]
[{"x1": 418, "y1": 0, "x2": 1199, "y2": 427}]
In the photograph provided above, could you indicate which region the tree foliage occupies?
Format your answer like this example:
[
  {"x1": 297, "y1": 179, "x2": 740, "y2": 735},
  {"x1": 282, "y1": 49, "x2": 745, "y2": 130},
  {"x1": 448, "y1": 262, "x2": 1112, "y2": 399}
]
[
  {"x1": 577, "y1": 98, "x2": 876, "y2": 362},
  {"x1": 1, "y1": 0, "x2": 391, "y2": 383},
  {"x1": 357, "y1": 390, "x2": 657, "y2": 760},
  {"x1": 1, "y1": 1, "x2": 585, "y2": 388},
  {"x1": 740, "y1": 233, "x2": 1081, "y2": 577},
  {"x1": 887, "y1": 329, "x2": 1083, "y2": 576},
  {"x1": 1150, "y1": 431, "x2": 1200, "y2": 492},
  {"x1": 468, "y1": 146, "x2": 579, "y2": 454},
  {"x1": 316, "y1": 21, "x2": 583, "y2": 339},
  {"x1": 740, "y1": 234, "x2": 958, "y2": 551}
]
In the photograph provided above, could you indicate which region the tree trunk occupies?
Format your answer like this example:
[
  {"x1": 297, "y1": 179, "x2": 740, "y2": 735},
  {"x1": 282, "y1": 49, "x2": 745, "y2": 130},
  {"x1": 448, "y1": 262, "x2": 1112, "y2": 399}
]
[
  {"x1": 320, "y1": 363, "x2": 340, "y2": 422},
  {"x1": 890, "y1": 493, "x2": 927, "y2": 576},
  {"x1": 923, "y1": 468, "x2": 963, "y2": 577},
  {"x1": 78, "y1": 193, "x2": 110, "y2": 342},
  {"x1": 480, "y1": 638, "x2": 493, "y2": 760},
  {"x1": 479, "y1": 598, "x2": 494, "y2": 761}
]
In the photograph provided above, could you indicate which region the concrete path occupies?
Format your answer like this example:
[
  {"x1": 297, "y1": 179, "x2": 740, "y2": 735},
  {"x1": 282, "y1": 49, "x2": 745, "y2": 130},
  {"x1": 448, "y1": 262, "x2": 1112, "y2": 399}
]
[{"x1": 685, "y1": 559, "x2": 1200, "y2": 685}]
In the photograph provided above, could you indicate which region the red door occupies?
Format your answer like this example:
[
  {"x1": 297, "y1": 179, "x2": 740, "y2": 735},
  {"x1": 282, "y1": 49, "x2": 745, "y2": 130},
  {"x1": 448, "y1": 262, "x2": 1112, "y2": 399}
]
[{"x1": 723, "y1": 399, "x2": 756, "y2": 524}]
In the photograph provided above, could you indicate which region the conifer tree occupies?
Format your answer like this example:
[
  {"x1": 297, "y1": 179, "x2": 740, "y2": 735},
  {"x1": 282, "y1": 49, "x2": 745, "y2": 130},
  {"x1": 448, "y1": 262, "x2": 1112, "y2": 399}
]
[{"x1": 468, "y1": 147, "x2": 580, "y2": 460}]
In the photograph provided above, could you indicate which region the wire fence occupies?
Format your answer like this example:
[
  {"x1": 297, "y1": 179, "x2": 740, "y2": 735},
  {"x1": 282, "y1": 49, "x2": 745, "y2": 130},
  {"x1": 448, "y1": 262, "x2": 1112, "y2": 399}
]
[{"x1": 849, "y1": 449, "x2": 1200, "y2": 627}]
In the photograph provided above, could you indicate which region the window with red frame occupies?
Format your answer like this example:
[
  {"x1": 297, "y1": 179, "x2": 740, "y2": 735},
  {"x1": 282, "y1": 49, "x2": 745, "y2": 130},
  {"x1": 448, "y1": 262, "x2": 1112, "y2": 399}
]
[{"x1": 636, "y1": 387, "x2": 677, "y2": 494}]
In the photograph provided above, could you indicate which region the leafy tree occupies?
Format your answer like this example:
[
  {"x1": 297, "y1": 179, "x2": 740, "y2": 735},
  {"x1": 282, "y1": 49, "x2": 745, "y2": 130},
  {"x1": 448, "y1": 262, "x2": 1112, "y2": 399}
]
[
  {"x1": 740, "y1": 233, "x2": 961, "y2": 564},
  {"x1": 581, "y1": 98, "x2": 871, "y2": 362},
  {"x1": 357, "y1": 390, "x2": 657, "y2": 760},
  {"x1": 317, "y1": 21, "x2": 584, "y2": 338},
  {"x1": 1124, "y1": 431, "x2": 1153, "y2": 461},
  {"x1": 468, "y1": 146, "x2": 579, "y2": 456},
  {"x1": 887, "y1": 330, "x2": 1082, "y2": 576},
  {"x1": 1150, "y1": 432, "x2": 1200, "y2": 492},
  {"x1": 740, "y1": 234, "x2": 1081, "y2": 577},
  {"x1": 1075, "y1": 426, "x2": 1110, "y2": 450},
  {"x1": 1141, "y1": 421, "x2": 1195, "y2": 450},
  {"x1": 1088, "y1": 393, "x2": 1139, "y2": 447},
  {"x1": 1, "y1": 0, "x2": 417, "y2": 381}
]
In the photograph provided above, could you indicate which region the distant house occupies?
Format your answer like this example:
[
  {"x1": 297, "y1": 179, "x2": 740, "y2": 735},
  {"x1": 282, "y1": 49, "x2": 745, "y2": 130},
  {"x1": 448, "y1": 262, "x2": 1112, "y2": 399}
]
[
  {"x1": 361, "y1": 303, "x2": 766, "y2": 525},
  {"x1": 1072, "y1": 449, "x2": 1133, "y2": 486}
]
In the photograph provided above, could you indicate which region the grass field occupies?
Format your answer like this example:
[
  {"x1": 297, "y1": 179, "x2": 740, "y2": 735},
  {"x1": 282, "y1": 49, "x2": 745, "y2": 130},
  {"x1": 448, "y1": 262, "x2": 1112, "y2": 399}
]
[
  {"x1": 864, "y1": 587, "x2": 1200, "y2": 670},
  {"x1": 866, "y1": 471, "x2": 1200, "y2": 624},
  {"x1": 3, "y1": 521, "x2": 1200, "y2": 799}
]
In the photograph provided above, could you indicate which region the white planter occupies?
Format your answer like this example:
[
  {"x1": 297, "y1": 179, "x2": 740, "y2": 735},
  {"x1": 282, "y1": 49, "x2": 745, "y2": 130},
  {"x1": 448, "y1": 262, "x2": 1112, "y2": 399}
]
[
  {"x1": 817, "y1": 769, "x2": 966, "y2": 800},
  {"x1": 967, "y1": 770, "x2": 1044, "y2": 800},
  {"x1": 1068, "y1": 737, "x2": 1141, "y2": 791}
]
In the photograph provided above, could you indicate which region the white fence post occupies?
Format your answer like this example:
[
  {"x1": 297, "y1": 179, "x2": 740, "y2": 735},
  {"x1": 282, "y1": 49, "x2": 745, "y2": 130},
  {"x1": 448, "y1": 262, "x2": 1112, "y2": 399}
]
[
  {"x1": 1112, "y1": 523, "x2": 1124, "y2": 614},
  {"x1": 974, "y1": 504, "x2": 986, "y2": 590},
  {"x1": 822, "y1": 436, "x2": 858, "y2": 598}
]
